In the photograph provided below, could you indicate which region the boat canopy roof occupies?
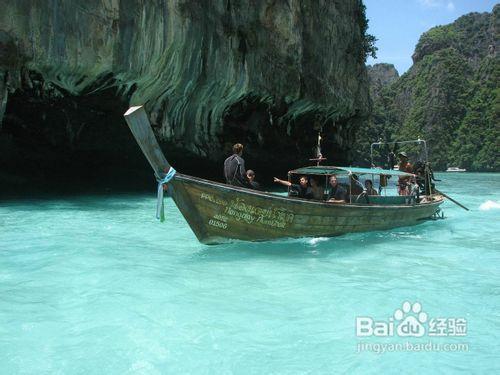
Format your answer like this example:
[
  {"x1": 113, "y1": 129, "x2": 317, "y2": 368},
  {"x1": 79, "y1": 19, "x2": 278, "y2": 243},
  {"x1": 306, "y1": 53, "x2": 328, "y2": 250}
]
[{"x1": 289, "y1": 166, "x2": 415, "y2": 177}]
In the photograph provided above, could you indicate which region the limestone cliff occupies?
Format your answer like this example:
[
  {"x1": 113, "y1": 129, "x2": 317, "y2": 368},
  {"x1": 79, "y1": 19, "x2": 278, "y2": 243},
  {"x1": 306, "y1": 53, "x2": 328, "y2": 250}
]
[
  {"x1": 355, "y1": 5, "x2": 499, "y2": 171},
  {"x1": 0, "y1": 0, "x2": 371, "y2": 190},
  {"x1": 366, "y1": 63, "x2": 399, "y2": 99}
]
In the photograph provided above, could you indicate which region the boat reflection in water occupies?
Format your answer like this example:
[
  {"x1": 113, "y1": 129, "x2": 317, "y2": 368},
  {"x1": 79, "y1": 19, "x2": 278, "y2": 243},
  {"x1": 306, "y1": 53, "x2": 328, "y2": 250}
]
[{"x1": 124, "y1": 106, "x2": 444, "y2": 244}]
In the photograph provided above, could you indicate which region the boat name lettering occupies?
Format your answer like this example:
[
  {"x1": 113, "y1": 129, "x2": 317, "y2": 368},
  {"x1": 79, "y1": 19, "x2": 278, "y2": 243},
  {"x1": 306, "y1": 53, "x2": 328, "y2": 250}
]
[
  {"x1": 256, "y1": 216, "x2": 286, "y2": 228},
  {"x1": 200, "y1": 193, "x2": 228, "y2": 206},
  {"x1": 225, "y1": 206, "x2": 255, "y2": 224},
  {"x1": 201, "y1": 193, "x2": 295, "y2": 229},
  {"x1": 223, "y1": 198, "x2": 294, "y2": 228}
]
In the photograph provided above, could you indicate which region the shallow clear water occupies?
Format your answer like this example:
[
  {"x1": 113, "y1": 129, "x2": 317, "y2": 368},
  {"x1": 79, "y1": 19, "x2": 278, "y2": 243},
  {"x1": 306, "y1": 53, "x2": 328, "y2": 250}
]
[{"x1": 1, "y1": 173, "x2": 499, "y2": 374}]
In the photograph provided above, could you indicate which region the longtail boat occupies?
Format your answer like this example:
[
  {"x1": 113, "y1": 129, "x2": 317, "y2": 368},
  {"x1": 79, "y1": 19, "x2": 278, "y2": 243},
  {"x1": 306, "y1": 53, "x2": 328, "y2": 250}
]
[{"x1": 124, "y1": 106, "x2": 445, "y2": 244}]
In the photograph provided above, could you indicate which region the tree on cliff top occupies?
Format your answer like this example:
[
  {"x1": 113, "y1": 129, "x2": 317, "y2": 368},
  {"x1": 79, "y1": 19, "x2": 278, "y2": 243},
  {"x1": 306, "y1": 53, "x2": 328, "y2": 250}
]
[{"x1": 358, "y1": 1, "x2": 378, "y2": 62}]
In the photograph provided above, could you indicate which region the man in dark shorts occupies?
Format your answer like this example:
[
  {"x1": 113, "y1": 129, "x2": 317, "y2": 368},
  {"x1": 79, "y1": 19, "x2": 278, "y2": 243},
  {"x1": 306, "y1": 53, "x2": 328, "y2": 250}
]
[
  {"x1": 273, "y1": 175, "x2": 313, "y2": 199},
  {"x1": 327, "y1": 175, "x2": 347, "y2": 203},
  {"x1": 224, "y1": 143, "x2": 248, "y2": 187}
]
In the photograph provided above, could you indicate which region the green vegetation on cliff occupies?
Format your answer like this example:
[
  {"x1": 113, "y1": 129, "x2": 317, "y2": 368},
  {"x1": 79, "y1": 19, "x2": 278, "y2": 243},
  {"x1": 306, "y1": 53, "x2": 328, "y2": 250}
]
[
  {"x1": 358, "y1": 5, "x2": 499, "y2": 171},
  {"x1": 452, "y1": 57, "x2": 499, "y2": 171}
]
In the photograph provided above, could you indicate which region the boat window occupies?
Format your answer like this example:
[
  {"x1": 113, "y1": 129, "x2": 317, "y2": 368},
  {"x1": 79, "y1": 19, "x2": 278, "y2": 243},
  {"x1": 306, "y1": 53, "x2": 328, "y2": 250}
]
[
  {"x1": 288, "y1": 173, "x2": 350, "y2": 202},
  {"x1": 287, "y1": 170, "x2": 420, "y2": 205}
]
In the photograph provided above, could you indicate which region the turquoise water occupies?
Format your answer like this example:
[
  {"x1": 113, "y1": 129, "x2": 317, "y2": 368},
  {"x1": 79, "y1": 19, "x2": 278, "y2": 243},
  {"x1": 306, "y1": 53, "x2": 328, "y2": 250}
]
[{"x1": 1, "y1": 173, "x2": 499, "y2": 374}]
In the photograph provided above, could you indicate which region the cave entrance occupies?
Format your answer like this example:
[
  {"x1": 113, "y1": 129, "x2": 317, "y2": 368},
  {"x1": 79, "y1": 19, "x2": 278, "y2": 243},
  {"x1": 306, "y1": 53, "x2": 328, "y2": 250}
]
[
  {"x1": 1, "y1": 73, "x2": 355, "y2": 195},
  {"x1": 0, "y1": 74, "x2": 153, "y2": 195}
]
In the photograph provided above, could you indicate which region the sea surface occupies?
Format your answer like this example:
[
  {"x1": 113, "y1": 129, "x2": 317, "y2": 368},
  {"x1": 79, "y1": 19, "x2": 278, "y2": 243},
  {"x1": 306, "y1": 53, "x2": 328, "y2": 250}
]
[{"x1": 1, "y1": 173, "x2": 499, "y2": 374}]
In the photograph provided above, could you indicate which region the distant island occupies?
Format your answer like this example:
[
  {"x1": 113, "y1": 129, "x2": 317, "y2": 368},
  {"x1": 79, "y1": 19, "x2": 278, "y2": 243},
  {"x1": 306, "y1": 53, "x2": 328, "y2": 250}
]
[{"x1": 359, "y1": 4, "x2": 499, "y2": 172}]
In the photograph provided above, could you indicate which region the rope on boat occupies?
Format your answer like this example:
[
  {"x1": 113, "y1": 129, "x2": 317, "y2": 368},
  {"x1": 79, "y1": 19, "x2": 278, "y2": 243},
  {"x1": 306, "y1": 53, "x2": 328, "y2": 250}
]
[{"x1": 156, "y1": 167, "x2": 176, "y2": 222}]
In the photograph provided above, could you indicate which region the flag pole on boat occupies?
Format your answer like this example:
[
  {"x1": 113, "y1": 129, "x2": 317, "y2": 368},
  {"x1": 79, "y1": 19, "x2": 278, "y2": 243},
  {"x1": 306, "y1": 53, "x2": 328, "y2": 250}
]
[{"x1": 309, "y1": 124, "x2": 327, "y2": 166}]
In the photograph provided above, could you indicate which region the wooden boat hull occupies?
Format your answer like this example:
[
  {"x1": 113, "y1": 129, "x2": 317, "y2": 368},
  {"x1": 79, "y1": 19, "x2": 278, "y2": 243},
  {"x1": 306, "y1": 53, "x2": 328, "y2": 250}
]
[
  {"x1": 170, "y1": 174, "x2": 444, "y2": 244},
  {"x1": 122, "y1": 105, "x2": 445, "y2": 245}
]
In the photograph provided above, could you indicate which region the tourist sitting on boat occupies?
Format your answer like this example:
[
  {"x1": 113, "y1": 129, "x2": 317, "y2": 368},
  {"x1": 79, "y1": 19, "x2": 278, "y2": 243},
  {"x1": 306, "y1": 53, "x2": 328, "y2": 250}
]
[
  {"x1": 327, "y1": 175, "x2": 347, "y2": 203},
  {"x1": 309, "y1": 177, "x2": 325, "y2": 200},
  {"x1": 246, "y1": 170, "x2": 261, "y2": 190},
  {"x1": 397, "y1": 151, "x2": 413, "y2": 196},
  {"x1": 273, "y1": 176, "x2": 313, "y2": 199},
  {"x1": 364, "y1": 179, "x2": 378, "y2": 195},
  {"x1": 224, "y1": 143, "x2": 248, "y2": 187}
]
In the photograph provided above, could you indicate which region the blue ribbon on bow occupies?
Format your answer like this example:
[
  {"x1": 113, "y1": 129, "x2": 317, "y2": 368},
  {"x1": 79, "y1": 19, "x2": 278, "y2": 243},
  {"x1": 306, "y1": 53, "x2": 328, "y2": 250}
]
[{"x1": 156, "y1": 167, "x2": 176, "y2": 222}]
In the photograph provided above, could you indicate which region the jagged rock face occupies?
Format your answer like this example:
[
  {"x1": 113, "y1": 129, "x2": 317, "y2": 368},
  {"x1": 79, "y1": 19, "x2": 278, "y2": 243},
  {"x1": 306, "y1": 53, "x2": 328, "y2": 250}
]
[
  {"x1": 412, "y1": 6, "x2": 498, "y2": 67},
  {"x1": 367, "y1": 63, "x2": 399, "y2": 86},
  {"x1": 357, "y1": 5, "x2": 499, "y2": 172},
  {"x1": 366, "y1": 63, "x2": 399, "y2": 99},
  {"x1": 0, "y1": 0, "x2": 370, "y2": 190},
  {"x1": 393, "y1": 6, "x2": 499, "y2": 170}
]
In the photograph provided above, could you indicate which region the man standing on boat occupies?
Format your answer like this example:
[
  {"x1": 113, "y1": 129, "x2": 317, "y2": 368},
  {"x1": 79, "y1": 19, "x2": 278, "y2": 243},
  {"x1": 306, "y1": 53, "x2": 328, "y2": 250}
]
[
  {"x1": 397, "y1": 151, "x2": 413, "y2": 195},
  {"x1": 224, "y1": 143, "x2": 249, "y2": 187}
]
